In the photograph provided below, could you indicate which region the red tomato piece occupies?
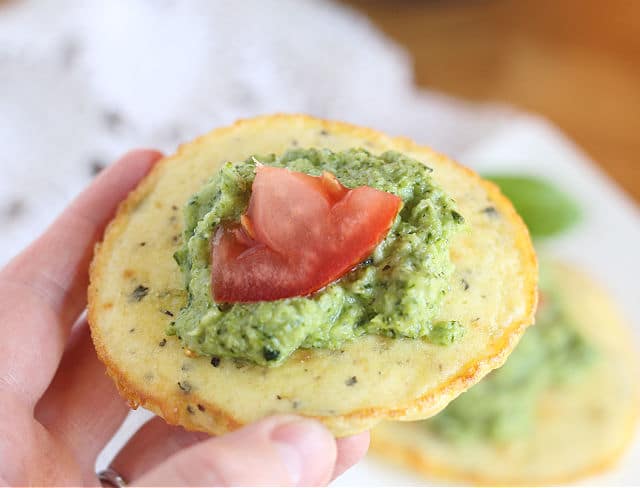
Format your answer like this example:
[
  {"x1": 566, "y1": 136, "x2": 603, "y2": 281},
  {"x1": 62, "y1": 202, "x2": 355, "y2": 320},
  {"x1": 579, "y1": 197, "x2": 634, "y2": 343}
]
[{"x1": 211, "y1": 166, "x2": 402, "y2": 302}]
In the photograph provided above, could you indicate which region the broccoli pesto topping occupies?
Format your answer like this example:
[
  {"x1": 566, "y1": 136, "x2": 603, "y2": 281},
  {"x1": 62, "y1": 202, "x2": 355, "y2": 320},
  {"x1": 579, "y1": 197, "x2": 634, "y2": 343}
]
[{"x1": 170, "y1": 148, "x2": 465, "y2": 366}]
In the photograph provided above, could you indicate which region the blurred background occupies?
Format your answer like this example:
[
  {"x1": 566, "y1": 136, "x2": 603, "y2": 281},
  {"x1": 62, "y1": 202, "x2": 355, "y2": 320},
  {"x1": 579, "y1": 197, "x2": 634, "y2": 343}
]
[
  {"x1": 345, "y1": 0, "x2": 640, "y2": 201},
  {"x1": 1, "y1": 0, "x2": 638, "y2": 485}
]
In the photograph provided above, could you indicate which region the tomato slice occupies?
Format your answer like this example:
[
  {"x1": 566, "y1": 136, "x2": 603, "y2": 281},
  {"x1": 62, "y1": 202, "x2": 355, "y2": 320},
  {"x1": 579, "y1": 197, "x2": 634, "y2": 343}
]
[{"x1": 211, "y1": 166, "x2": 402, "y2": 302}]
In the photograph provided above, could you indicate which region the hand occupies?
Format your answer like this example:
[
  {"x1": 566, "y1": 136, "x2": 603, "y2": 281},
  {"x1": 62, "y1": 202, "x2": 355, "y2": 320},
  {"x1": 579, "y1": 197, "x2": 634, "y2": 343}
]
[{"x1": 0, "y1": 150, "x2": 369, "y2": 486}]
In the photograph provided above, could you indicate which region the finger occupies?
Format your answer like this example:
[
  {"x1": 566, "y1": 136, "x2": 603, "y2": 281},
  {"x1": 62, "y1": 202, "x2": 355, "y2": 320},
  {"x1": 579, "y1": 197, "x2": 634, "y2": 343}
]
[
  {"x1": 110, "y1": 417, "x2": 209, "y2": 483},
  {"x1": 34, "y1": 321, "x2": 129, "y2": 481},
  {"x1": 332, "y1": 431, "x2": 370, "y2": 480},
  {"x1": 132, "y1": 416, "x2": 337, "y2": 486},
  {"x1": 0, "y1": 150, "x2": 162, "y2": 405},
  {"x1": 112, "y1": 419, "x2": 369, "y2": 484}
]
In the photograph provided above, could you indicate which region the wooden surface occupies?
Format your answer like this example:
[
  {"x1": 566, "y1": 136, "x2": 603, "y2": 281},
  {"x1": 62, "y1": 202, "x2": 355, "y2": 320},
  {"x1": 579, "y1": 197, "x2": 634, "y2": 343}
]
[{"x1": 344, "y1": 0, "x2": 640, "y2": 202}]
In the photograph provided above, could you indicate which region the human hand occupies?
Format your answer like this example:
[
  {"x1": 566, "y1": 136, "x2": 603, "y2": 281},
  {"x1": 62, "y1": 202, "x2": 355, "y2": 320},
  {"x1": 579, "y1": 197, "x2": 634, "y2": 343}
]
[{"x1": 0, "y1": 150, "x2": 369, "y2": 486}]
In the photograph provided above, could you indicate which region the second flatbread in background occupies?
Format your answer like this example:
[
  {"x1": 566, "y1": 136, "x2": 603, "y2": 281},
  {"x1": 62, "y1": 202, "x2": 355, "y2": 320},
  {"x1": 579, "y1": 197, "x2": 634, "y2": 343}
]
[{"x1": 370, "y1": 260, "x2": 640, "y2": 485}]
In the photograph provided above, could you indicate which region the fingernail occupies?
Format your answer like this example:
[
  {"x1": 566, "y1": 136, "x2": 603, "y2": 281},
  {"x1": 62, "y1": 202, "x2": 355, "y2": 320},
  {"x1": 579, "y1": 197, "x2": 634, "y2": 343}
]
[{"x1": 271, "y1": 419, "x2": 332, "y2": 485}]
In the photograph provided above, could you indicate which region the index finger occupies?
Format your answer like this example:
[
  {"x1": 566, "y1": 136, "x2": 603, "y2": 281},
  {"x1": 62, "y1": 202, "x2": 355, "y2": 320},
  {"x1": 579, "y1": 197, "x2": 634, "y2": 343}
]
[{"x1": 0, "y1": 149, "x2": 162, "y2": 405}]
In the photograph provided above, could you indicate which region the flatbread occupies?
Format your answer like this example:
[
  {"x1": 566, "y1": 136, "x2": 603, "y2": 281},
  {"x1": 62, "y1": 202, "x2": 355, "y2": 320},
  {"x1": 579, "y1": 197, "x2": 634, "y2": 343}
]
[
  {"x1": 88, "y1": 114, "x2": 536, "y2": 437},
  {"x1": 370, "y1": 261, "x2": 640, "y2": 483}
]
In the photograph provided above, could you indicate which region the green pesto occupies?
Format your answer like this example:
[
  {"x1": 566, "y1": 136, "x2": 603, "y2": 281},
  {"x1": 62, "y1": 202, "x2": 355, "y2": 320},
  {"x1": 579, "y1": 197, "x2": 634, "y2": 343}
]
[
  {"x1": 425, "y1": 265, "x2": 596, "y2": 442},
  {"x1": 170, "y1": 148, "x2": 464, "y2": 366}
]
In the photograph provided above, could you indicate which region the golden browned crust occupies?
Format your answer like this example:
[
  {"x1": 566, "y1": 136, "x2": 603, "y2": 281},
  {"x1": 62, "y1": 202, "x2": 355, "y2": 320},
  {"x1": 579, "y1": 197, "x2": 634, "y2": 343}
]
[
  {"x1": 370, "y1": 430, "x2": 640, "y2": 487},
  {"x1": 88, "y1": 114, "x2": 537, "y2": 437},
  {"x1": 370, "y1": 261, "x2": 640, "y2": 484}
]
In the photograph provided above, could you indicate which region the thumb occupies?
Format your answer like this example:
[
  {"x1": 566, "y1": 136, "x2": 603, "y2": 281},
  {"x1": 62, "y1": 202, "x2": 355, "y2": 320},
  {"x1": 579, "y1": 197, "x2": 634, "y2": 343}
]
[{"x1": 132, "y1": 416, "x2": 337, "y2": 486}]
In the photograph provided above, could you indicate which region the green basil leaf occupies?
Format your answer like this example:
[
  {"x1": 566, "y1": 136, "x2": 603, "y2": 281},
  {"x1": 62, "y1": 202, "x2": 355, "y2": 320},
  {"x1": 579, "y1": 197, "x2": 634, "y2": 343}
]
[{"x1": 483, "y1": 174, "x2": 581, "y2": 238}]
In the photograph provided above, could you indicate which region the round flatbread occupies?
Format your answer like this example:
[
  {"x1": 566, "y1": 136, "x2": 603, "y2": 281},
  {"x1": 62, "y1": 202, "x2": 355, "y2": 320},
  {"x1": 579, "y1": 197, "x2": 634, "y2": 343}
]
[
  {"x1": 370, "y1": 261, "x2": 640, "y2": 483},
  {"x1": 88, "y1": 114, "x2": 536, "y2": 437}
]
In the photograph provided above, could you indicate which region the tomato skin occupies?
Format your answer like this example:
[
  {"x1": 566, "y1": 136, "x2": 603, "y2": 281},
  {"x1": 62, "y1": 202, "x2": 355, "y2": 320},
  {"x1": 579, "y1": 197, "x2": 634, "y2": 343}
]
[{"x1": 211, "y1": 166, "x2": 402, "y2": 302}]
